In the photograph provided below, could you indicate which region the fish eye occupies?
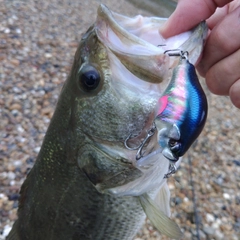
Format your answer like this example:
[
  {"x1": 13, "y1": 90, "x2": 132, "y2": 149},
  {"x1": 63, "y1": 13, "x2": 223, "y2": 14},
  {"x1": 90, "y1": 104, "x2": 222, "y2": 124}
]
[{"x1": 79, "y1": 65, "x2": 100, "y2": 91}]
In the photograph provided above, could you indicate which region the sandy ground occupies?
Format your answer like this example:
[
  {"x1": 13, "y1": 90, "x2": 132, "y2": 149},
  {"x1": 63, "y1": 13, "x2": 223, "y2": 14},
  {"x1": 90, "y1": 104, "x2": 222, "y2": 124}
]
[{"x1": 1, "y1": 0, "x2": 240, "y2": 239}]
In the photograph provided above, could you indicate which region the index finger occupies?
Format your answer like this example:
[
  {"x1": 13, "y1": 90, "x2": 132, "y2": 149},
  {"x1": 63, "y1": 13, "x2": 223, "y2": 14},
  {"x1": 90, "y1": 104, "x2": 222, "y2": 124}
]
[{"x1": 160, "y1": 0, "x2": 233, "y2": 38}]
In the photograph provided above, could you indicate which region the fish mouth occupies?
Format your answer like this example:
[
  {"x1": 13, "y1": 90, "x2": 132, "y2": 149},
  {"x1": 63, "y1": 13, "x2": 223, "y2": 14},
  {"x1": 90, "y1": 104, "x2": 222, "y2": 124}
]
[
  {"x1": 95, "y1": 4, "x2": 207, "y2": 86},
  {"x1": 94, "y1": 4, "x2": 208, "y2": 132},
  {"x1": 92, "y1": 4, "x2": 208, "y2": 162},
  {"x1": 96, "y1": 4, "x2": 169, "y2": 85}
]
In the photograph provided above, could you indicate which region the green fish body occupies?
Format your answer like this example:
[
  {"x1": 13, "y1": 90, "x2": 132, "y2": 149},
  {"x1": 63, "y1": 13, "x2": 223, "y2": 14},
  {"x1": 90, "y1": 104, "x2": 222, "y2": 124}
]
[{"x1": 7, "y1": 4, "x2": 207, "y2": 240}]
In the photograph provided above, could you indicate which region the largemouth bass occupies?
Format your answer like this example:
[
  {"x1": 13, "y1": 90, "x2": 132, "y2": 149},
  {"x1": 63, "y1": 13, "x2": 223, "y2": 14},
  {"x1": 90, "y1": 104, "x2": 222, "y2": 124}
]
[{"x1": 7, "y1": 4, "x2": 207, "y2": 240}]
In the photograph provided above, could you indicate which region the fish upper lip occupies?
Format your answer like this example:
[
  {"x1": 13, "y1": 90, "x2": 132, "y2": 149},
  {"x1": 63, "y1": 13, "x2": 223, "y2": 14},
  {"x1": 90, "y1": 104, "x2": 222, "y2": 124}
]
[
  {"x1": 96, "y1": 4, "x2": 164, "y2": 54},
  {"x1": 95, "y1": 4, "x2": 170, "y2": 85},
  {"x1": 96, "y1": 4, "x2": 208, "y2": 66}
]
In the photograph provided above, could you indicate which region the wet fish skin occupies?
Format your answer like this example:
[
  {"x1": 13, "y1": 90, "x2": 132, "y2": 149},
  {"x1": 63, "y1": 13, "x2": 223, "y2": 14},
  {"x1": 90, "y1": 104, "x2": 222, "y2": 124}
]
[
  {"x1": 7, "y1": 23, "x2": 145, "y2": 240},
  {"x1": 7, "y1": 18, "x2": 147, "y2": 240},
  {"x1": 7, "y1": 4, "x2": 207, "y2": 240}
]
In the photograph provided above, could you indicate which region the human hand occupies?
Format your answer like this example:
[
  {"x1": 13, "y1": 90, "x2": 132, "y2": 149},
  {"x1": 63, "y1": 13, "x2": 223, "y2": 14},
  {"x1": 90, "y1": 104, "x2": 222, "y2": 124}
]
[{"x1": 161, "y1": 0, "x2": 240, "y2": 109}]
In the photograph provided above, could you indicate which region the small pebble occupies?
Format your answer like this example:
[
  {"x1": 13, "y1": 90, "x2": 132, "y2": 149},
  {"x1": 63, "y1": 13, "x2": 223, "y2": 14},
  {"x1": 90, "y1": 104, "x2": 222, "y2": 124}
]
[
  {"x1": 4, "y1": 28, "x2": 10, "y2": 33},
  {"x1": 233, "y1": 160, "x2": 240, "y2": 166},
  {"x1": 8, "y1": 193, "x2": 20, "y2": 201},
  {"x1": 223, "y1": 193, "x2": 231, "y2": 200},
  {"x1": 203, "y1": 226, "x2": 215, "y2": 236},
  {"x1": 2, "y1": 225, "x2": 12, "y2": 238},
  {"x1": 206, "y1": 213, "x2": 215, "y2": 223}
]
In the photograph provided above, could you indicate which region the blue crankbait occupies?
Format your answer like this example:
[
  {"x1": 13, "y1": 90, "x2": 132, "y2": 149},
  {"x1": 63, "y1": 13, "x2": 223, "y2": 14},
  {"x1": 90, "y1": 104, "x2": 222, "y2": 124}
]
[{"x1": 155, "y1": 51, "x2": 208, "y2": 162}]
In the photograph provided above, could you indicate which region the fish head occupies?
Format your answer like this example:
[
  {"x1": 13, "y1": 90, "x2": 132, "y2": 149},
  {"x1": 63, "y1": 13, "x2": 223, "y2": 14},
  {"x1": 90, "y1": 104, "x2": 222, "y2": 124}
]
[{"x1": 62, "y1": 4, "x2": 208, "y2": 196}]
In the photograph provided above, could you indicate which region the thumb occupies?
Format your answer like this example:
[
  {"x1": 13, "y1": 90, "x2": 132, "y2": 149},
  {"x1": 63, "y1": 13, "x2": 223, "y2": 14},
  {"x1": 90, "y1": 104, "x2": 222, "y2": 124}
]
[{"x1": 160, "y1": 0, "x2": 232, "y2": 38}]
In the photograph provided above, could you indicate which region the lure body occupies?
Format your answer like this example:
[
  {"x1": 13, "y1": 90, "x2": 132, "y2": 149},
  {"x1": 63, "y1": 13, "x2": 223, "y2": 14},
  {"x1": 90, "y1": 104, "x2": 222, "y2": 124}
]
[{"x1": 155, "y1": 58, "x2": 208, "y2": 161}]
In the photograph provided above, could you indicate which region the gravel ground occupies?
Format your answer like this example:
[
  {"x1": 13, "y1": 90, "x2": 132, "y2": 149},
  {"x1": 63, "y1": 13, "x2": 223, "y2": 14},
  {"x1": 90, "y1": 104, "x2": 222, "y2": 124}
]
[{"x1": 1, "y1": 0, "x2": 240, "y2": 239}]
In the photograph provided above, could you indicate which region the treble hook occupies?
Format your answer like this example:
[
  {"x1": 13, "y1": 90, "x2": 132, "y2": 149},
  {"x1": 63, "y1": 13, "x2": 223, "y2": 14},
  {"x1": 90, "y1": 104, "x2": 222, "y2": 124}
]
[
  {"x1": 164, "y1": 163, "x2": 177, "y2": 178},
  {"x1": 124, "y1": 123, "x2": 156, "y2": 160}
]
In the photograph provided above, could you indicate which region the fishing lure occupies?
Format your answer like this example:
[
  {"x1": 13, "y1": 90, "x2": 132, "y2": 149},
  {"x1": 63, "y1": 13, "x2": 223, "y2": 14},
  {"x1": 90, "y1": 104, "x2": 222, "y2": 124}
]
[{"x1": 155, "y1": 50, "x2": 208, "y2": 163}]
